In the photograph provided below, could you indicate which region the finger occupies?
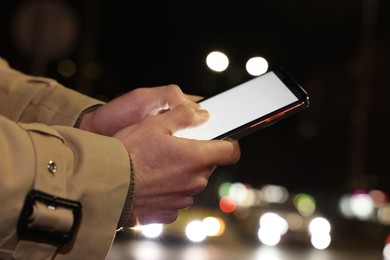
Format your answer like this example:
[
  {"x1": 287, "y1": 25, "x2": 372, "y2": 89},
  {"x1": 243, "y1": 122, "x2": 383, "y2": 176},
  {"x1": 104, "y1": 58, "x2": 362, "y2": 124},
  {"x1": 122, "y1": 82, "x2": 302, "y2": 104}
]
[
  {"x1": 116, "y1": 85, "x2": 200, "y2": 116},
  {"x1": 192, "y1": 139, "x2": 241, "y2": 166},
  {"x1": 186, "y1": 94, "x2": 204, "y2": 103},
  {"x1": 156, "y1": 104, "x2": 210, "y2": 134},
  {"x1": 136, "y1": 195, "x2": 194, "y2": 210},
  {"x1": 136, "y1": 209, "x2": 180, "y2": 225},
  {"x1": 151, "y1": 85, "x2": 201, "y2": 111}
]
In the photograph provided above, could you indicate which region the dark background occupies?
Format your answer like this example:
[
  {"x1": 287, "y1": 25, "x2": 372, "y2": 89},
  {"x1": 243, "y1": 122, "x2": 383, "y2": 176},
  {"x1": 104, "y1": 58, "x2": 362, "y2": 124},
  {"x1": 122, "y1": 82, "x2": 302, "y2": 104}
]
[{"x1": 1, "y1": 0, "x2": 389, "y2": 196}]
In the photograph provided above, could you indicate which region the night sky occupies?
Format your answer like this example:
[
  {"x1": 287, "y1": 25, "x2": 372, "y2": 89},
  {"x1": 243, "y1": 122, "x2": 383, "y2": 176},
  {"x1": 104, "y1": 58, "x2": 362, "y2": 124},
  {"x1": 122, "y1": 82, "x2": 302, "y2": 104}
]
[{"x1": 1, "y1": 0, "x2": 389, "y2": 195}]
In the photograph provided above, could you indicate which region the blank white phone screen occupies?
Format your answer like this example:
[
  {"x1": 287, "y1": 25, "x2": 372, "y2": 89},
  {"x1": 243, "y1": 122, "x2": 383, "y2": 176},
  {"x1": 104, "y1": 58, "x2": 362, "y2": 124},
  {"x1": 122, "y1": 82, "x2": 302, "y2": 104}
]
[{"x1": 174, "y1": 71, "x2": 299, "y2": 140}]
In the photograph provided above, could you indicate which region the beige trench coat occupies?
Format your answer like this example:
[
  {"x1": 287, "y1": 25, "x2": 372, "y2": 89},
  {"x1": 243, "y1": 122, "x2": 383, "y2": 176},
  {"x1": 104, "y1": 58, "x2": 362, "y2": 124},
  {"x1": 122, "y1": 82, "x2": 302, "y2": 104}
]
[{"x1": 0, "y1": 58, "x2": 133, "y2": 259}]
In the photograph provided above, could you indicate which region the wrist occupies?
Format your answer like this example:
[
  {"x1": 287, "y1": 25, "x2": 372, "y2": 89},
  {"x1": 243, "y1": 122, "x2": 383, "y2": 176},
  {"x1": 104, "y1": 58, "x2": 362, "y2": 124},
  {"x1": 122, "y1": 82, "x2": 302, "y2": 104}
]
[{"x1": 75, "y1": 104, "x2": 102, "y2": 132}]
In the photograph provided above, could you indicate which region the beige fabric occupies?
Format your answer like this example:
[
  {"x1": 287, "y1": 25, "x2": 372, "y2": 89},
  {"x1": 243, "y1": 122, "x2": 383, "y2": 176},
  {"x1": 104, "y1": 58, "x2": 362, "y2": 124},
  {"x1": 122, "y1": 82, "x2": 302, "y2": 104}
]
[
  {"x1": 14, "y1": 242, "x2": 57, "y2": 260},
  {"x1": 0, "y1": 57, "x2": 133, "y2": 259},
  {"x1": 0, "y1": 59, "x2": 105, "y2": 126}
]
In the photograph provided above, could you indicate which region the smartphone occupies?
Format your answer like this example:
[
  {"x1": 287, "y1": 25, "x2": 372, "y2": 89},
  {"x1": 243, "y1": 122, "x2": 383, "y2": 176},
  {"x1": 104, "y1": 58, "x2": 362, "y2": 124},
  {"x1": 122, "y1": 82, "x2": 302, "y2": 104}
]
[{"x1": 174, "y1": 68, "x2": 310, "y2": 140}]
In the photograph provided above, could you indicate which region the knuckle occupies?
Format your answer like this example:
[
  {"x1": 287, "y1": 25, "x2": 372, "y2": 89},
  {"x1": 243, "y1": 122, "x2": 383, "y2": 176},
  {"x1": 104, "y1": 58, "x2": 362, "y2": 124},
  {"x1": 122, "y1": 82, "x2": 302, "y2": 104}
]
[
  {"x1": 166, "y1": 84, "x2": 182, "y2": 95},
  {"x1": 131, "y1": 87, "x2": 147, "y2": 98},
  {"x1": 141, "y1": 113, "x2": 157, "y2": 126},
  {"x1": 126, "y1": 88, "x2": 149, "y2": 106},
  {"x1": 177, "y1": 104, "x2": 196, "y2": 121}
]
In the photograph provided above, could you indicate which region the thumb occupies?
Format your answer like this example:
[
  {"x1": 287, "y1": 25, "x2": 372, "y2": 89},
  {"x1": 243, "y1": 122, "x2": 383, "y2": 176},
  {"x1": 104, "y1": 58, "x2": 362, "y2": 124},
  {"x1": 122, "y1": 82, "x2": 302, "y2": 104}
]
[{"x1": 156, "y1": 104, "x2": 210, "y2": 135}]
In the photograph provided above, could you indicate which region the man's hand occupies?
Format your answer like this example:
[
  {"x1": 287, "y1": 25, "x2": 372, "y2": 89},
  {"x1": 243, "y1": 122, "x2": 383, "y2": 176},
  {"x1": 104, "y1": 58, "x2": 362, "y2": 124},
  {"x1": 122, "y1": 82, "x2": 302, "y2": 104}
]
[
  {"x1": 113, "y1": 104, "x2": 241, "y2": 226},
  {"x1": 78, "y1": 85, "x2": 202, "y2": 136}
]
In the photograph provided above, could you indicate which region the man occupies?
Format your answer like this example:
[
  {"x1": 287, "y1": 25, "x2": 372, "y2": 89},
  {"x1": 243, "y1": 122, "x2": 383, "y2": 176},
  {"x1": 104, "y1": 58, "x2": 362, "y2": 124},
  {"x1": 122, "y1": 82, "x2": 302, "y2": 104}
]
[{"x1": 0, "y1": 57, "x2": 240, "y2": 259}]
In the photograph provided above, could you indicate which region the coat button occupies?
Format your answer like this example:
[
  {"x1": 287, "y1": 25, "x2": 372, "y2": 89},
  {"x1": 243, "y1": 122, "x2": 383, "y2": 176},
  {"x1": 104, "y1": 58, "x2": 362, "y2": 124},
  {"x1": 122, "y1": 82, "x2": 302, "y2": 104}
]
[{"x1": 47, "y1": 160, "x2": 57, "y2": 174}]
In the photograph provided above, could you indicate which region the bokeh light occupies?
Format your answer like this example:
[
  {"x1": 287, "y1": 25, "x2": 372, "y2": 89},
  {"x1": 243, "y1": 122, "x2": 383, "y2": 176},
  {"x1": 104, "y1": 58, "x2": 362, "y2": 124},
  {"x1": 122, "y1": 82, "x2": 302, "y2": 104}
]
[
  {"x1": 228, "y1": 182, "x2": 248, "y2": 203},
  {"x1": 384, "y1": 235, "x2": 390, "y2": 260},
  {"x1": 293, "y1": 193, "x2": 316, "y2": 216},
  {"x1": 219, "y1": 196, "x2": 237, "y2": 213},
  {"x1": 245, "y1": 56, "x2": 268, "y2": 76},
  {"x1": 311, "y1": 233, "x2": 331, "y2": 250},
  {"x1": 309, "y1": 217, "x2": 331, "y2": 250},
  {"x1": 134, "y1": 223, "x2": 163, "y2": 239},
  {"x1": 308, "y1": 217, "x2": 331, "y2": 235},
  {"x1": 218, "y1": 182, "x2": 232, "y2": 198},
  {"x1": 378, "y1": 204, "x2": 390, "y2": 225},
  {"x1": 258, "y1": 227, "x2": 281, "y2": 246},
  {"x1": 58, "y1": 59, "x2": 76, "y2": 77},
  {"x1": 185, "y1": 220, "x2": 207, "y2": 242},
  {"x1": 260, "y1": 212, "x2": 289, "y2": 235},
  {"x1": 202, "y1": 217, "x2": 225, "y2": 237},
  {"x1": 369, "y1": 190, "x2": 388, "y2": 207},
  {"x1": 350, "y1": 192, "x2": 374, "y2": 220},
  {"x1": 206, "y1": 51, "x2": 229, "y2": 72},
  {"x1": 258, "y1": 212, "x2": 289, "y2": 246},
  {"x1": 261, "y1": 184, "x2": 289, "y2": 204},
  {"x1": 339, "y1": 195, "x2": 354, "y2": 218}
]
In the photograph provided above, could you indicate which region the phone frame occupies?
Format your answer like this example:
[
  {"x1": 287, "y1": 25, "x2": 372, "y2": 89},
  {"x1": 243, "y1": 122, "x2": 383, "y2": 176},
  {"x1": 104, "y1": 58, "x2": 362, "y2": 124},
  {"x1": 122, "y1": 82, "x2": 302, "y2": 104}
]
[{"x1": 204, "y1": 68, "x2": 310, "y2": 140}]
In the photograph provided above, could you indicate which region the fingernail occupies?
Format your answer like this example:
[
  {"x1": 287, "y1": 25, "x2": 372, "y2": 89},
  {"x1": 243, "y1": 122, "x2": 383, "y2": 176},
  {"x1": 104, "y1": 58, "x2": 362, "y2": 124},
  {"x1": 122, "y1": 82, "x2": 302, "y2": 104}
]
[
  {"x1": 187, "y1": 99, "x2": 201, "y2": 109},
  {"x1": 224, "y1": 137, "x2": 238, "y2": 143},
  {"x1": 197, "y1": 109, "x2": 210, "y2": 119},
  {"x1": 193, "y1": 102, "x2": 201, "y2": 109}
]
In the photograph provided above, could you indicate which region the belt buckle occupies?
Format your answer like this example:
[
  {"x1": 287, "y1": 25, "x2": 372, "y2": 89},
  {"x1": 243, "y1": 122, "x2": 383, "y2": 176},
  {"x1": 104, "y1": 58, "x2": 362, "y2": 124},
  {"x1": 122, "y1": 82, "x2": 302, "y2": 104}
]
[{"x1": 17, "y1": 190, "x2": 82, "y2": 244}]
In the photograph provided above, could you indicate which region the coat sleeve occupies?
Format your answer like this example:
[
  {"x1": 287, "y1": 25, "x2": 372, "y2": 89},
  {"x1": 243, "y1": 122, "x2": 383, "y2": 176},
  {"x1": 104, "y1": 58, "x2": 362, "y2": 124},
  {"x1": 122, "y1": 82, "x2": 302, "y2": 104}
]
[
  {"x1": 0, "y1": 57, "x2": 104, "y2": 126},
  {"x1": 0, "y1": 58, "x2": 133, "y2": 259}
]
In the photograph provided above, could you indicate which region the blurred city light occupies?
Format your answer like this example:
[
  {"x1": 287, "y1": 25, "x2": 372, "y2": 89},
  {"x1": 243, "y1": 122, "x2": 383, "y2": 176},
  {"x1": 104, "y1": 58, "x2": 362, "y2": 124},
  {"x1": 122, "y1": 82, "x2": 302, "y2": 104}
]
[
  {"x1": 228, "y1": 182, "x2": 256, "y2": 207},
  {"x1": 293, "y1": 193, "x2": 316, "y2": 216},
  {"x1": 369, "y1": 190, "x2": 388, "y2": 207},
  {"x1": 219, "y1": 196, "x2": 237, "y2": 213},
  {"x1": 258, "y1": 227, "x2": 281, "y2": 246},
  {"x1": 258, "y1": 212, "x2": 289, "y2": 246},
  {"x1": 350, "y1": 192, "x2": 374, "y2": 220},
  {"x1": 308, "y1": 217, "x2": 331, "y2": 250},
  {"x1": 133, "y1": 223, "x2": 163, "y2": 239},
  {"x1": 185, "y1": 220, "x2": 207, "y2": 242},
  {"x1": 384, "y1": 235, "x2": 390, "y2": 260},
  {"x1": 206, "y1": 51, "x2": 229, "y2": 72},
  {"x1": 218, "y1": 182, "x2": 232, "y2": 198},
  {"x1": 245, "y1": 56, "x2": 268, "y2": 76},
  {"x1": 339, "y1": 195, "x2": 354, "y2": 218},
  {"x1": 202, "y1": 217, "x2": 225, "y2": 237},
  {"x1": 261, "y1": 184, "x2": 289, "y2": 204},
  {"x1": 260, "y1": 212, "x2": 289, "y2": 235},
  {"x1": 384, "y1": 243, "x2": 390, "y2": 260},
  {"x1": 308, "y1": 217, "x2": 331, "y2": 235},
  {"x1": 339, "y1": 189, "x2": 390, "y2": 225},
  {"x1": 378, "y1": 204, "x2": 390, "y2": 225},
  {"x1": 311, "y1": 233, "x2": 331, "y2": 250},
  {"x1": 228, "y1": 182, "x2": 248, "y2": 203},
  {"x1": 57, "y1": 59, "x2": 76, "y2": 77}
]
